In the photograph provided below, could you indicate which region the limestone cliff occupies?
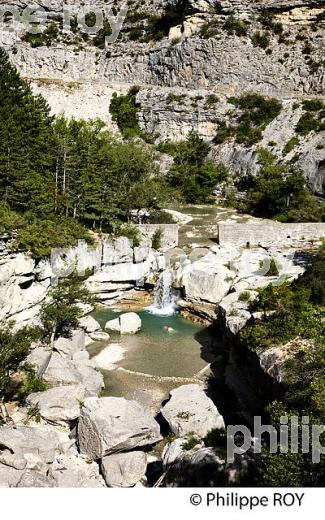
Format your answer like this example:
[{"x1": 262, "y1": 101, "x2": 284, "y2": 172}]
[{"x1": 1, "y1": 0, "x2": 324, "y2": 191}]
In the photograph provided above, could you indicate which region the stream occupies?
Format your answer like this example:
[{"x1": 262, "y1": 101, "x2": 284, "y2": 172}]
[{"x1": 87, "y1": 205, "x2": 249, "y2": 416}]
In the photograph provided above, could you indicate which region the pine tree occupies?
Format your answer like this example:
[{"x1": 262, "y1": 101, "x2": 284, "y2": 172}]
[{"x1": 0, "y1": 48, "x2": 56, "y2": 214}]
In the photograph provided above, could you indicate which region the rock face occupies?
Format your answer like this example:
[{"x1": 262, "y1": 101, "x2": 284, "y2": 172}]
[
  {"x1": 3, "y1": 1, "x2": 324, "y2": 192},
  {"x1": 105, "y1": 312, "x2": 142, "y2": 334},
  {"x1": 161, "y1": 384, "x2": 225, "y2": 437},
  {"x1": 101, "y1": 451, "x2": 147, "y2": 488},
  {"x1": 78, "y1": 397, "x2": 162, "y2": 459}
]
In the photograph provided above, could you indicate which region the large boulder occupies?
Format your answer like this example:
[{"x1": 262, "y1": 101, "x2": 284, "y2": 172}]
[
  {"x1": 105, "y1": 312, "x2": 141, "y2": 334},
  {"x1": 180, "y1": 256, "x2": 233, "y2": 304},
  {"x1": 101, "y1": 451, "x2": 147, "y2": 488},
  {"x1": 0, "y1": 426, "x2": 60, "y2": 464},
  {"x1": 160, "y1": 384, "x2": 225, "y2": 437},
  {"x1": 79, "y1": 315, "x2": 101, "y2": 334},
  {"x1": 42, "y1": 352, "x2": 82, "y2": 387},
  {"x1": 50, "y1": 454, "x2": 106, "y2": 487},
  {"x1": 93, "y1": 344, "x2": 125, "y2": 371},
  {"x1": 78, "y1": 397, "x2": 162, "y2": 459},
  {"x1": 53, "y1": 329, "x2": 85, "y2": 358},
  {"x1": 26, "y1": 384, "x2": 86, "y2": 426}
]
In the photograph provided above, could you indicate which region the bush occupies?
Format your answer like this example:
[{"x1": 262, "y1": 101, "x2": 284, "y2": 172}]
[
  {"x1": 214, "y1": 94, "x2": 282, "y2": 146},
  {"x1": 238, "y1": 291, "x2": 252, "y2": 302},
  {"x1": 109, "y1": 87, "x2": 142, "y2": 139},
  {"x1": 116, "y1": 224, "x2": 141, "y2": 247},
  {"x1": 251, "y1": 31, "x2": 270, "y2": 49},
  {"x1": 296, "y1": 113, "x2": 320, "y2": 135},
  {"x1": 283, "y1": 136, "x2": 299, "y2": 155},
  {"x1": 267, "y1": 258, "x2": 279, "y2": 276},
  {"x1": 0, "y1": 324, "x2": 40, "y2": 399},
  {"x1": 11, "y1": 216, "x2": 92, "y2": 260},
  {"x1": 224, "y1": 16, "x2": 248, "y2": 37},
  {"x1": 302, "y1": 99, "x2": 324, "y2": 112},
  {"x1": 151, "y1": 228, "x2": 163, "y2": 250}
]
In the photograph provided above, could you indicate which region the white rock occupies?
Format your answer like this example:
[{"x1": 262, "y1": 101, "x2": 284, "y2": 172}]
[
  {"x1": 0, "y1": 425, "x2": 60, "y2": 464},
  {"x1": 101, "y1": 451, "x2": 147, "y2": 487},
  {"x1": 53, "y1": 329, "x2": 85, "y2": 358},
  {"x1": 105, "y1": 312, "x2": 141, "y2": 334},
  {"x1": 161, "y1": 384, "x2": 225, "y2": 437},
  {"x1": 26, "y1": 384, "x2": 86, "y2": 425},
  {"x1": 79, "y1": 315, "x2": 101, "y2": 333},
  {"x1": 93, "y1": 344, "x2": 125, "y2": 370},
  {"x1": 50, "y1": 454, "x2": 106, "y2": 488},
  {"x1": 90, "y1": 330, "x2": 110, "y2": 341},
  {"x1": 78, "y1": 397, "x2": 162, "y2": 459}
]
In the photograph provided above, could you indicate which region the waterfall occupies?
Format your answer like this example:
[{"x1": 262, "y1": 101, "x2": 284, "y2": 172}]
[{"x1": 147, "y1": 269, "x2": 177, "y2": 316}]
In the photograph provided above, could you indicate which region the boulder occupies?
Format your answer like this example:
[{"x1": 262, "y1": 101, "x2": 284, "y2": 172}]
[
  {"x1": 0, "y1": 425, "x2": 60, "y2": 464},
  {"x1": 93, "y1": 344, "x2": 125, "y2": 371},
  {"x1": 79, "y1": 315, "x2": 101, "y2": 333},
  {"x1": 162, "y1": 436, "x2": 204, "y2": 468},
  {"x1": 50, "y1": 454, "x2": 106, "y2": 487},
  {"x1": 101, "y1": 451, "x2": 147, "y2": 488},
  {"x1": 163, "y1": 447, "x2": 225, "y2": 487},
  {"x1": 160, "y1": 384, "x2": 225, "y2": 437},
  {"x1": 43, "y1": 352, "x2": 82, "y2": 386},
  {"x1": 78, "y1": 397, "x2": 162, "y2": 459},
  {"x1": 0, "y1": 463, "x2": 24, "y2": 487},
  {"x1": 180, "y1": 258, "x2": 233, "y2": 304},
  {"x1": 89, "y1": 331, "x2": 110, "y2": 342},
  {"x1": 134, "y1": 245, "x2": 150, "y2": 263},
  {"x1": 26, "y1": 384, "x2": 86, "y2": 426},
  {"x1": 16, "y1": 470, "x2": 56, "y2": 488},
  {"x1": 105, "y1": 312, "x2": 141, "y2": 334},
  {"x1": 26, "y1": 347, "x2": 52, "y2": 377},
  {"x1": 73, "y1": 357, "x2": 104, "y2": 397},
  {"x1": 53, "y1": 329, "x2": 85, "y2": 358}
]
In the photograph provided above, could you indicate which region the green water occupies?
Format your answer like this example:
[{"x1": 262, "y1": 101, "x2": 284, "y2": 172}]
[{"x1": 89, "y1": 308, "x2": 216, "y2": 412}]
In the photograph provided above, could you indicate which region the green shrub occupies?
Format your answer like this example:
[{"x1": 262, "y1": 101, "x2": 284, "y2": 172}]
[
  {"x1": 214, "y1": 94, "x2": 282, "y2": 146},
  {"x1": 0, "y1": 324, "x2": 40, "y2": 399},
  {"x1": 224, "y1": 16, "x2": 248, "y2": 37},
  {"x1": 267, "y1": 258, "x2": 279, "y2": 276},
  {"x1": 251, "y1": 31, "x2": 270, "y2": 49},
  {"x1": 18, "y1": 366, "x2": 47, "y2": 404},
  {"x1": 11, "y1": 216, "x2": 92, "y2": 260},
  {"x1": 200, "y1": 20, "x2": 219, "y2": 39},
  {"x1": 238, "y1": 291, "x2": 252, "y2": 302},
  {"x1": 283, "y1": 136, "x2": 299, "y2": 155},
  {"x1": 302, "y1": 99, "x2": 324, "y2": 112},
  {"x1": 22, "y1": 23, "x2": 59, "y2": 47},
  {"x1": 205, "y1": 94, "x2": 220, "y2": 106},
  {"x1": 166, "y1": 93, "x2": 187, "y2": 105},
  {"x1": 151, "y1": 228, "x2": 163, "y2": 249},
  {"x1": 181, "y1": 434, "x2": 201, "y2": 451},
  {"x1": 116, "y1": 224, "x2": 141, "y2": 247},
  {"x1": 109, "y1": 87, "x2": 142, "y2": 139},
  {"x1": 296, "y1": 113, "x2": 320, "y2": 135}
]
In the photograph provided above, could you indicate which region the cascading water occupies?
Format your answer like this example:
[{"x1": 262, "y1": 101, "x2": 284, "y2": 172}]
[{"x1": 147, "y1": 268, "x2": 177, "y2": 316}]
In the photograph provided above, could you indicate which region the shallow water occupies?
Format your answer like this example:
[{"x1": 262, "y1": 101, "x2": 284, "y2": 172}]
[{"x1": 88, "y1": 309, "x2": 216, "y2": 412}]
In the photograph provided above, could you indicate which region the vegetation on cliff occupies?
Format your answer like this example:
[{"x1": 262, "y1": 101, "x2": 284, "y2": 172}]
[
  {"x1": 235, "y1": 148, "x2": 325, "y2": 222},
  {"x1": 240, "y1": 243, "x2": 325, "y2": 485}
]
